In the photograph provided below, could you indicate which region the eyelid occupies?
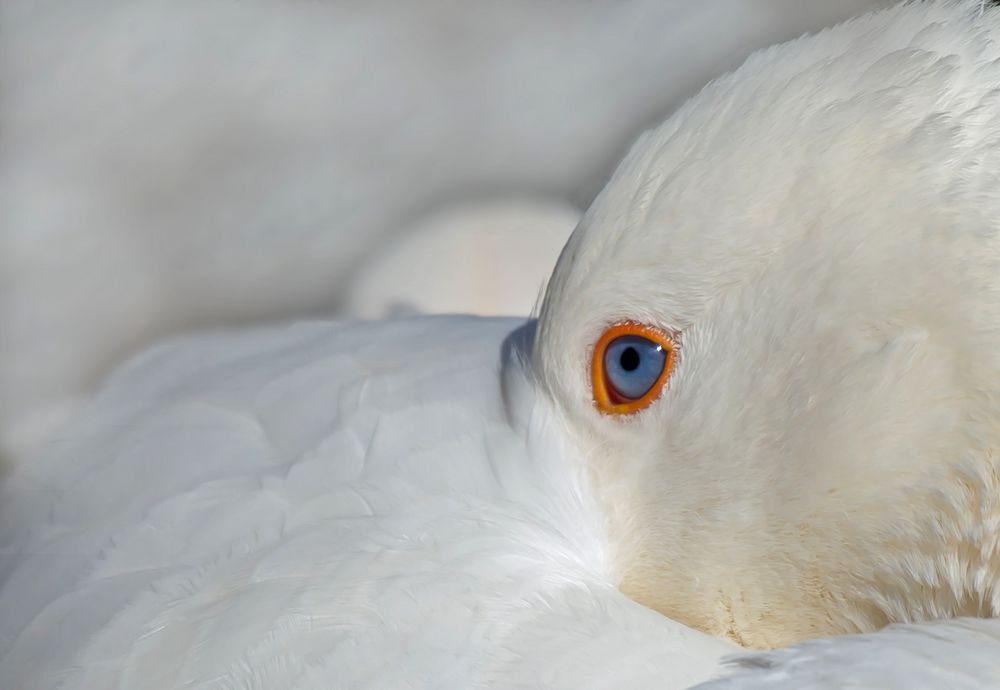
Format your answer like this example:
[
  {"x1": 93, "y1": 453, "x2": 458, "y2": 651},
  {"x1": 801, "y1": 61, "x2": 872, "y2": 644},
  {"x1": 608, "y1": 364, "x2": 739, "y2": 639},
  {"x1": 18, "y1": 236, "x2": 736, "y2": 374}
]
[{"x1": 591, "y1": 322, "x2": 676, "y2": 416}]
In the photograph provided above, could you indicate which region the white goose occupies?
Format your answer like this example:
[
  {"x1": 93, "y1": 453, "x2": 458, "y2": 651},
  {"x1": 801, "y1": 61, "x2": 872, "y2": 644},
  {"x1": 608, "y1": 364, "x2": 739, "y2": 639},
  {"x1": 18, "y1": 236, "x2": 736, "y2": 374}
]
[{"x1": 3, "y1": 1, "x2": 1000, "y2": 688}]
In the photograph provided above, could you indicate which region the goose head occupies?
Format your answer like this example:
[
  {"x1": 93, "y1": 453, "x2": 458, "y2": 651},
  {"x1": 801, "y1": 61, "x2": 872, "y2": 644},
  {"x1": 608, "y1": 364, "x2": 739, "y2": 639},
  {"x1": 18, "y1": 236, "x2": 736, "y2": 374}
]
[{"x1": 534, "y1": 0, "x2": 1000, "y2": 649}]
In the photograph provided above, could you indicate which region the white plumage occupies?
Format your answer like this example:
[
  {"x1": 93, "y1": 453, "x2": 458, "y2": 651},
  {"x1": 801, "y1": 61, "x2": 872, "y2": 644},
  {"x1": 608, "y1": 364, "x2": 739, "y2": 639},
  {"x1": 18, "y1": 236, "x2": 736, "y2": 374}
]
[
  {"x1": 4, "y1": 1, "x2": 1000, "y2": 688},
  {"x1": 701, "y1": 619, "x2": 1000, "y2": 689},
  {"x1": 0, "y1": 318, "x2": 736, "y2": 688}
]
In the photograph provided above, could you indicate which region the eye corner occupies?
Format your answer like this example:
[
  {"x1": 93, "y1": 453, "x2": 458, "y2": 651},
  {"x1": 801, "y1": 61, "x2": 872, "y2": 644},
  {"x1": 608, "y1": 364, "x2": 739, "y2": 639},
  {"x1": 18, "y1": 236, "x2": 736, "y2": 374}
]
[{"x1": 590, "y1": 321, "x2": 676, "y2": 416}]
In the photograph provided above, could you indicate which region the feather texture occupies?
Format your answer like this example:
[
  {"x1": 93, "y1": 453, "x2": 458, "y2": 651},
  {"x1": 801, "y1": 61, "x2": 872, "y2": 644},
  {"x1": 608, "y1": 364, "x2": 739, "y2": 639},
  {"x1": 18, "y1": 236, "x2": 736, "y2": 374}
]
[{"x1": 0, "y1": 317, "x2": 735, "y2": 689}]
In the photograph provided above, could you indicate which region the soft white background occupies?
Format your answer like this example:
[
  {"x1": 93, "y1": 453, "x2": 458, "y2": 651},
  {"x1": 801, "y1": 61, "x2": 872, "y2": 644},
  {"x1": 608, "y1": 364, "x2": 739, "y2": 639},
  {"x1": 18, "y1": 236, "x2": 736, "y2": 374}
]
[{"x1": 0, "y1": 0, "x2": 890, "y2": 466}]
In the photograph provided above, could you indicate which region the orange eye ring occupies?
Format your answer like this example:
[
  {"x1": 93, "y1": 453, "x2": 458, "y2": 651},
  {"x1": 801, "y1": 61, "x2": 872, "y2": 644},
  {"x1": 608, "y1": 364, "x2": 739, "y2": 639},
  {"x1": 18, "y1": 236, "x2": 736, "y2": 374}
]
[{"x1": 591, "y1": 321, "x2": 676, "y2": 415}]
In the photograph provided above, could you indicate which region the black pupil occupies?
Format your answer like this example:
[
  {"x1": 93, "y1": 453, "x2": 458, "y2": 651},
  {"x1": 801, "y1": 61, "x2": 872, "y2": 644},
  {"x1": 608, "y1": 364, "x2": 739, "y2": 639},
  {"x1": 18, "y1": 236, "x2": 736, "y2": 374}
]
[{"x1": 619, "y1": 346, "x2": 640, "y2": 372}]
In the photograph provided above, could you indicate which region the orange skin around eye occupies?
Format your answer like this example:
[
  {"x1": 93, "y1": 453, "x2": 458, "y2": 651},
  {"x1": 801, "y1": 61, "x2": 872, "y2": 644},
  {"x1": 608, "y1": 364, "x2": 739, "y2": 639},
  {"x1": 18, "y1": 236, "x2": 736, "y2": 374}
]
[{"x1": 591, "y1": 322, "x2": 676, "y2": 415}]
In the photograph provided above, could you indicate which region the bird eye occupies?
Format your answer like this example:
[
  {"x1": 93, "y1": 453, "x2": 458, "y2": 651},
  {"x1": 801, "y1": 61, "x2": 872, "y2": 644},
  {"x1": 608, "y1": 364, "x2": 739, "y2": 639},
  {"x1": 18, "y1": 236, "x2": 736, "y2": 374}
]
[{"x1": 591, "y1": 322, "x2": 675, "y2": 415}]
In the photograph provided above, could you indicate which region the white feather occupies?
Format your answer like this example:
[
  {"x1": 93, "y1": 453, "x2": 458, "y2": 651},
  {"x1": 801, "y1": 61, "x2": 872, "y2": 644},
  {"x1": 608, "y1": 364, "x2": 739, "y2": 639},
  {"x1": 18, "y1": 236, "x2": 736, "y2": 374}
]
[
  {"x1": 5, "y1": 1, "x2": 1000, "y2": 688},
  {"x1": 700, "y1": 619, "x2": 1000, "y2": 689},
  {"x1": 0, "y1": 317, "x2": 735, "y2": 689}
]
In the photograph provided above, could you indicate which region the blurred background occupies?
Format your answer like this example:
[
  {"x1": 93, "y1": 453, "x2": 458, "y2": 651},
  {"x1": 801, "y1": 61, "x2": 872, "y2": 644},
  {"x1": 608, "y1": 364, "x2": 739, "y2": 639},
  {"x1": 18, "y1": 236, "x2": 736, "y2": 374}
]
[{"x1": 0, "y1": 0, "x2": 891, "y2": 467}]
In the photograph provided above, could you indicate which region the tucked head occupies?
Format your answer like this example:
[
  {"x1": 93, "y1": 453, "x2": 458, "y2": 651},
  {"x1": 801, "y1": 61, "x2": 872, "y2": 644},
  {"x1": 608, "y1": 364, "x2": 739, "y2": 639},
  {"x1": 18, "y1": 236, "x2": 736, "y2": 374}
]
[{"x1": 534, "y1": 0, "x2": 1000, "y2": 648}]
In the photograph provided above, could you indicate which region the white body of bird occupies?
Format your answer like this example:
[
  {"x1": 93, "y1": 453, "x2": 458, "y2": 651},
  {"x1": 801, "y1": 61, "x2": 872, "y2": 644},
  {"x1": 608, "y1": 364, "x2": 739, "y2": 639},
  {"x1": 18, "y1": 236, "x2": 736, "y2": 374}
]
[
  {"x1": 0, "y1": 317, "x2": 737, "y2": 689},
  {"x1": 4, "y1": 1, "x2": 1000, "y2": 688}
]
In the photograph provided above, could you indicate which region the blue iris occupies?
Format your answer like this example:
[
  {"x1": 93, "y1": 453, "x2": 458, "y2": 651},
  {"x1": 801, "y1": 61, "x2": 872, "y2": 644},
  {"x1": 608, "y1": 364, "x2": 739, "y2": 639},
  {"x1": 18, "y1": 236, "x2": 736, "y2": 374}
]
[{"x1": 603, "y1": 335, "x2": 667, "y2": 400}]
